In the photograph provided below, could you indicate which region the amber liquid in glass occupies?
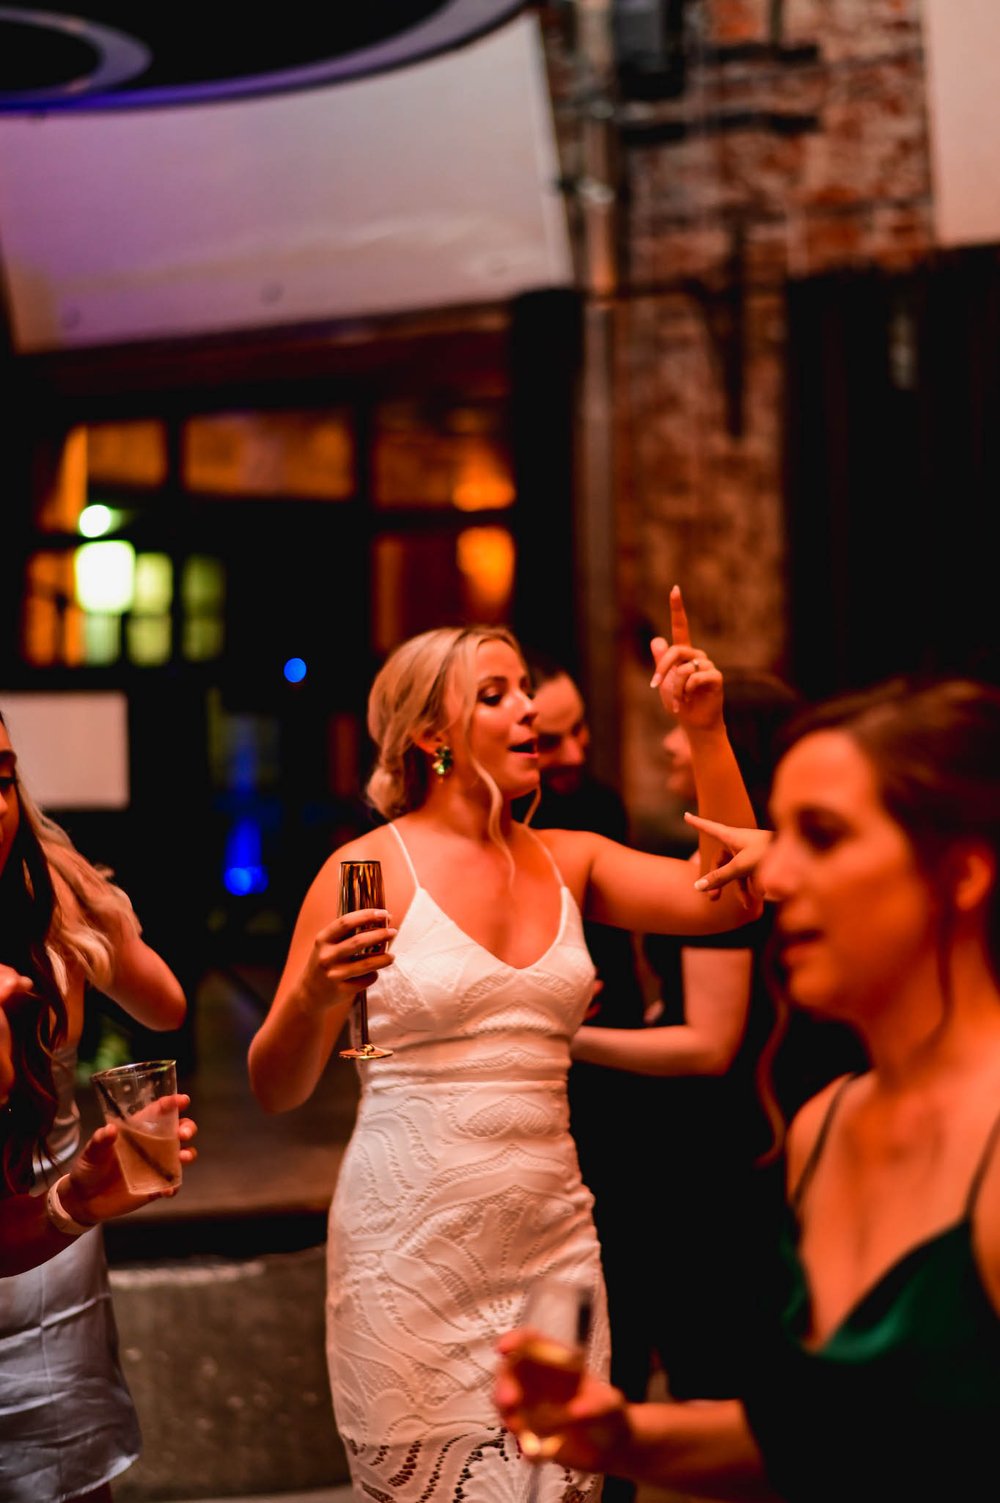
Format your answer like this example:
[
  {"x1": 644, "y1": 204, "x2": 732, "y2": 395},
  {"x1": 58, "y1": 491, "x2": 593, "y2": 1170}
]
[{"x1": 513, "y1": 1336, "x2": 585, "y2": 1458}]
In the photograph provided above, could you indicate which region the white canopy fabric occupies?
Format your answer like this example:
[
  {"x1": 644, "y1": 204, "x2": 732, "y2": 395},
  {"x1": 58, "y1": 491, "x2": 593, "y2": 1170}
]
[{"x1": 0, "y1": 12, "x2": 573, "y2": 353}]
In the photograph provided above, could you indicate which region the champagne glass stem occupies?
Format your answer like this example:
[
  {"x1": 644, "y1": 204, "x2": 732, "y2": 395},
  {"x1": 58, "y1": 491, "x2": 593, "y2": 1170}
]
[
  {"x1": 357, "y1": 990, "x2": 371, "y2": 1049},
  {"x1": 525, "y1": 1465, "x2": 541, "y2": 1503}
]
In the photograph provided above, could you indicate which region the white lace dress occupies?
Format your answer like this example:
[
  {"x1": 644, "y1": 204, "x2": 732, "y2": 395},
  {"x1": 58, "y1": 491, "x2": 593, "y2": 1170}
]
[{"x1": 327, "y1": 822, "x2": 610, "y2": 1501}]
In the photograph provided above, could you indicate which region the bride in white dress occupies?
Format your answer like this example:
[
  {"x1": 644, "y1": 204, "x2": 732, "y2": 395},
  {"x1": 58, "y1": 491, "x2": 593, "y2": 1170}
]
[{"x1": 248, "y1": 591, "x2": 760, "y2": 1501}]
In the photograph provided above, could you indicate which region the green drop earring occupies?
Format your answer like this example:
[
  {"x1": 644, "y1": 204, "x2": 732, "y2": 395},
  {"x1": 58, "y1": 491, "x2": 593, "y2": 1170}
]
[{"x1": 432, "y1": 745, "x2": 453, "y2": 779}]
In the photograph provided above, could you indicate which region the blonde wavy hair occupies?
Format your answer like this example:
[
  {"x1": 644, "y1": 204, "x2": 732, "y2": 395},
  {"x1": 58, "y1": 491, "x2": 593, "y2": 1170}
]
[
  {"x1": 366, "y1": 624, "x2": 533, "y2": 861},
  {"x1": 15, "y1": 772, "x2": 140, "y2": 997}
]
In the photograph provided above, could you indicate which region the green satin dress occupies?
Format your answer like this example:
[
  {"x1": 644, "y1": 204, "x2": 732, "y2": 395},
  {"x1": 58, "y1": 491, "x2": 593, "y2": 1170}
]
[{"x1": 743, "y1": 1075, "x2": 1000, "y2": 1502}]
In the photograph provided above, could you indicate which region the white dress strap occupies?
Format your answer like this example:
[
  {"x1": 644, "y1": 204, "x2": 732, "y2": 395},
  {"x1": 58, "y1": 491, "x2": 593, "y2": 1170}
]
[{"x1": 386, "y1": 821, "x2": 421, "y2": 888}]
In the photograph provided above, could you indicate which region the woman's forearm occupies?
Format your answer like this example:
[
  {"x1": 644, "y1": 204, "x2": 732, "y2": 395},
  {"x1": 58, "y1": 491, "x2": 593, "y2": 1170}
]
[
  {"x1": 0, "y1": 1108, "x2": 196, "y2": 1275},
  {"x1": 686, "y1": 727, "x2": 759, "y2": 884},
  {"x1": 619, "y1": 1400, "x2": 776, "y2": 1501},
  {"x1": 107, "y1": 931, "x2": 187, "y2": 1031},
  {"x1": 573, "y1": 1024, "x2": 733, "y2": 1076},
  {"x1": 247, "y1": 984, "x2": 345, "y2": 1113},
  {"x1": 574, "y1": 947, "x2": 751, "y2": 1076}
]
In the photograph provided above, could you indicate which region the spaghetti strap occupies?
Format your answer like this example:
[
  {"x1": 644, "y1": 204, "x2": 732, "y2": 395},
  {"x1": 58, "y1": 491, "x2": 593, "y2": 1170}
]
[
  {"x1": 790, "y1": 1073, "x2": 859, "y2": 1217},
  {"x1": 386, "y1": 821, "x2": 420, "y2": 888},
  {"x1": 522, "y1": 824, "x2": 566, "y2": 888},
  {"x1": 965, "y1": 1101, "x2": 1000, "y2": 1218}
]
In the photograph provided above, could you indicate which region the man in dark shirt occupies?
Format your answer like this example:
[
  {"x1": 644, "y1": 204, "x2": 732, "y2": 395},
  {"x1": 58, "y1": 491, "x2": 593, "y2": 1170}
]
[{"x1": 522, "y1": 650, "x2": 653, "y2": 1503}]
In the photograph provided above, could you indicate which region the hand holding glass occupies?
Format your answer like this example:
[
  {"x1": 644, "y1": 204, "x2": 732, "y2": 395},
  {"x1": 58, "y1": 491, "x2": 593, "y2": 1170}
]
[
  {"x1": 338, "y1": 859, "x2": 393, "y2": 1061},
  {"x1": 512, "y1": 1276, "x2": 593, "y2": 1464},
  {"x1": 91, "y1": 1059, "x2": 182, "y2": 1192}
]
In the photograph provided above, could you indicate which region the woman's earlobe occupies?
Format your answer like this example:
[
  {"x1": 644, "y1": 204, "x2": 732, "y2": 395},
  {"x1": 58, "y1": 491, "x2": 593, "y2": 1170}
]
[
  {"x1": 953, "y1": 843, "x2": 997, "y2": 913},
  {"x1": 412, "y1": 726, "x2": 440, "y2": 756}
]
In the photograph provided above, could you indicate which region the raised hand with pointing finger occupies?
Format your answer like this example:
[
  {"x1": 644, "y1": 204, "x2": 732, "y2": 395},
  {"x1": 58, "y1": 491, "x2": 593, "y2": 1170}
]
[
  {"x1": 649, "y1": 585, "x2": 725, "y2": 730},
  {"x1": 649, "y1": 585, "x2": 757, "y2": 890}
]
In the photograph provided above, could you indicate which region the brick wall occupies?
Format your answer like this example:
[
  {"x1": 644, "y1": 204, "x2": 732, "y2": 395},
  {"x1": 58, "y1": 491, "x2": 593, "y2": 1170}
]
[{"x1": 542, "y1": 0, "x2": 934, "y2": 833}]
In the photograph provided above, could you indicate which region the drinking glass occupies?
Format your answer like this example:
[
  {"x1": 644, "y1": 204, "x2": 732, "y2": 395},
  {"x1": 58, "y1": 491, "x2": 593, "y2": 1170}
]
[
  {"x1": 91, "y1": 1058, "x2": 182, "y2": 1192},
  {"x1": 338, "y1": 859, "x2": 393, "y2": 1061},
  {"x1": 511, "y1": 1275, "x2": 593, "y2": 1478}
]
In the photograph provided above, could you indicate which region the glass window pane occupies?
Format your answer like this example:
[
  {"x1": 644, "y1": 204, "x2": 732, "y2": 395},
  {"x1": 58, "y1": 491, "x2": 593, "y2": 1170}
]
[
  {"x1": 184, "y1": 617, "x2": 225, "y2": 662},
  {"x1": 83, "y1": 613, "x2": 121, "y2": 665},
  {"x1": 22, "y1": 552, "x2": 84, "y2": 665},
  {"x1": 87, "y1": 420, "x2": 167, "y2": 487},
  {"x1": 75, "y1": 541, "x2": 135, "y2": 614},
  {"x1": 182, "y1": 554, "x2": 225, "y2": 660},
  {"x1": 134, "y1": 553, "x2": 173, "y2": 613},
  {"x1": 184, "y1": 411, "x2": 354, "y2": 499},
  {"x1": 373, "y1": 402, "x2": 514, "y2": 510},
  {"x1": 182, "y1": 556, "x2": 225, "y2": 610},
  {"x1": 127, "y1": 614, "x2": 172, "y2": 665}
]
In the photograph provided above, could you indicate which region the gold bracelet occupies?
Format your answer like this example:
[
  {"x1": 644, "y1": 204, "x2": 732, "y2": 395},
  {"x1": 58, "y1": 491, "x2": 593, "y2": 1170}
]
[{"x1": 45, "y1": 1175, "x2": 95, "y2": 1237}]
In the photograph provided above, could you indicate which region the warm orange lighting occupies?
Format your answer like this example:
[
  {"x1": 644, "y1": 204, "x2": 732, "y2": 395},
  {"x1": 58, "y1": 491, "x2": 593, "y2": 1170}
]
[
  {"x1": 23, "y1": 552, "x2": 84, "y2": 665},
  {"x1": 452, "y1": 457, "x2": 515, "y2": 512},
  {"x1": 88, "y1": 419, "x2": 167, "y2": 487},
  {"x1": 184, "y1": 411, "x2": 354, "y2": 499},
  {"x1": 457, "y1": 527, "x2": 515, "y2": 617},
  {"x1": 35, "y1": 427, "x2": 87, "y2": 532}
]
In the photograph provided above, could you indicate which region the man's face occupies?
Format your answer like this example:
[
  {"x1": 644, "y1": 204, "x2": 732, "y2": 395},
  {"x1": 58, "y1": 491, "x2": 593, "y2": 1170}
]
[{"x1": 531, "y1": 673, "x2": 590, "y2": 796}]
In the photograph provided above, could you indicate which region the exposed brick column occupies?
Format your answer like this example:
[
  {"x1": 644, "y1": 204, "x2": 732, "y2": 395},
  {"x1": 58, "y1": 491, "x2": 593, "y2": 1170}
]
[{"x1": 541, "y1": 0, "x2": 935, "y2": 836}]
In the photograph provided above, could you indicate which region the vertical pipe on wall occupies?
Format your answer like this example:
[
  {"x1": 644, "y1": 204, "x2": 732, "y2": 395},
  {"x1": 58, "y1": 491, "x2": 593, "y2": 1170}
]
[
  {"x1": 571, "y1": 0, "x2": 623, "y2": 788},
  {"x1": 575, "y1": 298, "x2": 621, "y2": 790}
]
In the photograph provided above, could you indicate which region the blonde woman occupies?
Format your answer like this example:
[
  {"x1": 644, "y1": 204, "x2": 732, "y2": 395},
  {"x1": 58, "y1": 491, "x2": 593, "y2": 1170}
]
[
  {"x1": 0, "y1": 709, "x2": 187, "y2": 1503},
  {"x1": 249, "y1": 589, "x2": 760, "y2": 1502}
]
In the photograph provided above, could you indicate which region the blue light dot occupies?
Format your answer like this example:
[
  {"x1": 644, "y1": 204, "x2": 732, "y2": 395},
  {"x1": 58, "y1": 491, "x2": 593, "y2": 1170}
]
[
  {"x1": 284, "y1": 657, "x2": 307, "y2": 684},
  {"x1": 223, "y1": 819, "x2": 268, "y2": 896},
  {"x1": 224, "y1": 865, "x2": 269, "y2": 896}
]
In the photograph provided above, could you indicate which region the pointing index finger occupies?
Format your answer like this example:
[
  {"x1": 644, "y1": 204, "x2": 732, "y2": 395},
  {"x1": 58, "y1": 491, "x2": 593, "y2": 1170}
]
[
  {"x1": 683, "y1": 810, "x2": 730, "y2": 841},
  {"x1": 670, "y1": 584, "x2": 691, "y2": 648}
]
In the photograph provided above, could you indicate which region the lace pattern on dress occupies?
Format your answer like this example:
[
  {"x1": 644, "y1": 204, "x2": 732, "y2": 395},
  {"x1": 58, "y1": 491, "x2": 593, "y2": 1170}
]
[{"x1": 347, "y1": 1428, "x2": 602, "y2": 1501}]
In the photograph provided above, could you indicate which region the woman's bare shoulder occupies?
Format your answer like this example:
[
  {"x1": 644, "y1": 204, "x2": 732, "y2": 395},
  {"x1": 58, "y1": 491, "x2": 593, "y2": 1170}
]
[
  {"x1": 532, "y1": 826, "x2": 607, "y2": 859},
  {"x1": 299, "y1": 822, "x2": 415, "y2": 923},
  {"x1": 784, "y1": 1075, "x2": 856, "y2": 1196}
]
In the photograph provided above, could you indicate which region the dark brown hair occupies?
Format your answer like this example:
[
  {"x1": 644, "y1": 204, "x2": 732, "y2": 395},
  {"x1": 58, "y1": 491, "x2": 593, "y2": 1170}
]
[
  {"x1": 0, "y1": 711, "x2": 67, "y2": 1195},
  {"x1": 780, "y1": 675, "x2": 1000, "y2": 976}
]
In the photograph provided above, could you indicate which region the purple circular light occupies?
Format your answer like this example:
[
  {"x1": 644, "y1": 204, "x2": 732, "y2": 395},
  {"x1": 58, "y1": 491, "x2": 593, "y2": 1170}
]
[{"x1": 0, "y1": 0, "x2": 528, "y2": 112}]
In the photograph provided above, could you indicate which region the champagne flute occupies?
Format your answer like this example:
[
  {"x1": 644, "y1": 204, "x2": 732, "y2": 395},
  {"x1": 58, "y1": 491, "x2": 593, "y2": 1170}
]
[
  {"x1": 337, "y1": 859, "x2": 393, "y2": 1061},
  {"x1": 511, "y1": 1274, "x2": 593, "y2": 1494}
]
